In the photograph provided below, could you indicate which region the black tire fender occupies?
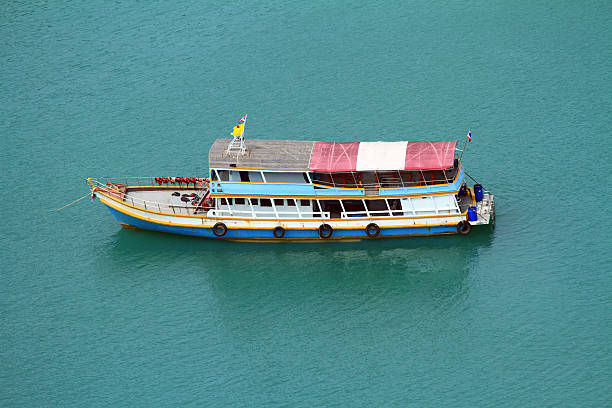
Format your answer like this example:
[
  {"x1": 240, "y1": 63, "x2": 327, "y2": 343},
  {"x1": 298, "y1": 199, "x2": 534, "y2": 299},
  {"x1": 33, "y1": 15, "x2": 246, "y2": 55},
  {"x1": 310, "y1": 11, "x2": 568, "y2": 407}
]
[
  {"x1": 457, "y1": 220, "x2": 472, "y2": 235},
  {"x1": 273, "y1": 226, "x2": 285, "y2": 238},
  {"x1": 212, "y1": 222, "x2": 227, "y2": 237},
  {"x1": 318, "y1": 224, "x2": 333, "y2": 239},
  {"x1": 365, "y1": 223, "x2": 380, "y2": 238}
]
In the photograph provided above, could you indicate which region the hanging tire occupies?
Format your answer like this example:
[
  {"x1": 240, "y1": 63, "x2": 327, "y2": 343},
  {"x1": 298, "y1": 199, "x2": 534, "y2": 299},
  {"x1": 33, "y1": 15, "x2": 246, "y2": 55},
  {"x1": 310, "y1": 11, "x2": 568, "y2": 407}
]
[
  {"x1": 365, "y1": 223, "x2": 380, "y2": 238},
  {"x1": 457, "y1": 220, "x2": 472, "y2": 235},
  {"x1": 273, "y1": 226, "x2": 285, "y2": 238},
  {"x1": 318, "y1": 224, "x2": 333, "y2": 239},
  {"x1": 212, "y1": 222, "x2": 227, "y2": 237}
]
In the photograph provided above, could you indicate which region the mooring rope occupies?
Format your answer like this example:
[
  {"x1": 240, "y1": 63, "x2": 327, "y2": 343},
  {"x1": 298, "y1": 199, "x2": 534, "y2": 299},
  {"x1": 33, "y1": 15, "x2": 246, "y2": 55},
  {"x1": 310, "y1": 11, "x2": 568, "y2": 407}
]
[
  {"x1": 49, "y1": 193, "x2": 92, "y2": 212},
  {"x1": 464, "y1": 171, "x2": 480, "y2": 184},
  {"x1": 464, "y1": 171, "x2": 491, "y2": 193}
]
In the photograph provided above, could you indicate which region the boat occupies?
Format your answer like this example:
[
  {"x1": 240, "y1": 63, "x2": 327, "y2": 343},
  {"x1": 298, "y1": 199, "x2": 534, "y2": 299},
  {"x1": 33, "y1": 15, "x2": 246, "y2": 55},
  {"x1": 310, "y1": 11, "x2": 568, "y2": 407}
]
[{"x1": 87, "y1": 119, "x2": 495, "y2": 241}]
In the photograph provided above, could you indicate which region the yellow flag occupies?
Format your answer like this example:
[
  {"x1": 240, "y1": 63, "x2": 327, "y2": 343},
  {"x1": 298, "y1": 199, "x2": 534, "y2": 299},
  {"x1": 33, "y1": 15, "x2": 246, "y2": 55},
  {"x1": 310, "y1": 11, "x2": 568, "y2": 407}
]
[{"x1": 232, "y1": 123, "x2": 244, "y2": 137}]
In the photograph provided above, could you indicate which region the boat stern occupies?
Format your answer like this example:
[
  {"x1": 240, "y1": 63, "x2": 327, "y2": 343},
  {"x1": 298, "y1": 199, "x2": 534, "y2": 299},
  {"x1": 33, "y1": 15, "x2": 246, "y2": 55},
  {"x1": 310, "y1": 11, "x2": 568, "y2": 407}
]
[{"x1": 471, "y1": 191, "x2": 495, "y2": 229}]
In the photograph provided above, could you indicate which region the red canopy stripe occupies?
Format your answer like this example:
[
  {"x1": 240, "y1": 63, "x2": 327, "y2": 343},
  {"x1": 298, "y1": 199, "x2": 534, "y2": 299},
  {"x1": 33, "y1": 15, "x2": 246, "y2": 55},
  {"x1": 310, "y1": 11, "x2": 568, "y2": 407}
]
[
  {"x1": 404, "y1": 141, "x2": 457, "y2": 170},
  {"x1": 309, "y1": 142, "x2": 360, "y2": 172}
]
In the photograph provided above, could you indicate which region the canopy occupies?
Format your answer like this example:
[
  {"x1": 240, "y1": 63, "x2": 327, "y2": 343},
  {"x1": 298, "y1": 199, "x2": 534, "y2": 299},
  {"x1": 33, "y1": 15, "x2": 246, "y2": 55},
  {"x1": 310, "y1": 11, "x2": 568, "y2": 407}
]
[{"x1": 309, "y1": 140, "x2": 457, "y2": 172}]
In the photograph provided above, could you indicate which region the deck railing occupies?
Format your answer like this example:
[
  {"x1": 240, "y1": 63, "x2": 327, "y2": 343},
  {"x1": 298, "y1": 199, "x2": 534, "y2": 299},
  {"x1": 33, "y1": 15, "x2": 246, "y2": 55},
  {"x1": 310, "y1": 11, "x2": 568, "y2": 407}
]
[
  {"x1": 208, "y1": 209, "x2": 331, "y2": 219},
  {"x1": 89, "y1": 178, "x2": 208, "y2": 216}
]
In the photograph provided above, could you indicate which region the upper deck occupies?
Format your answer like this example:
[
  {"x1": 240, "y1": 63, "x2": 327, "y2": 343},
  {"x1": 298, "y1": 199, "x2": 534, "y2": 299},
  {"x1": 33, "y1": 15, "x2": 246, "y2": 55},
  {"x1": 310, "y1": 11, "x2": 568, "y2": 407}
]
[
  {"x1": 208, "y1": 138, "x2": 462, "y2": 198},
  {"x1": 209, "y1": 138, "x2": 457, "y2": 171}
]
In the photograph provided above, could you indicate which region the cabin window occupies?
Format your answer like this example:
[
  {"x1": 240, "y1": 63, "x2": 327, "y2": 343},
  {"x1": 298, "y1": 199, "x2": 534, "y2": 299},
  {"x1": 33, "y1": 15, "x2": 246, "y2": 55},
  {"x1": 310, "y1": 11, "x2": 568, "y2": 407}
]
[
  {"x1": 247, "y1": 171, "x2": 263, "y2": 183},
  {"x1": 365, "y1": 199, "x2": 390, "y2": 215},
  {"x1": 217, "y1": 170, "x2": 230, "y2": 181},
  {"x1": 287, "y1": 199, "x2": 296, "y2": 206},
  {"x1": 239, "y1": 171, "x2": 250, "y2": 182},
  {"x1": 274, "y1": 199, "x2": 284, "y2": 206},
  {"x1": 320, "y1": 200, "x2": 342, "y2": 218},
  {"x1": 220, "y1": 198, "x2": 228, "y2": 205},
  {"x1": 261, "y1": 199, "x2": 272, "y2": 207},
  {"x1": 234, "y1": 198, "x2": 245, "y2": 205},
  {"x1": 343, "y1": 200, "x2": 366, "y2": 212},
  {"x1": 263, "y1": 172, "x2": 305, "y2": 183},
  {"x1": 300, "y1": 199, "x2": 311, "y2": 206},
  {"x1": 250, "y1": 198, "x2": 259, "y2": 206}
]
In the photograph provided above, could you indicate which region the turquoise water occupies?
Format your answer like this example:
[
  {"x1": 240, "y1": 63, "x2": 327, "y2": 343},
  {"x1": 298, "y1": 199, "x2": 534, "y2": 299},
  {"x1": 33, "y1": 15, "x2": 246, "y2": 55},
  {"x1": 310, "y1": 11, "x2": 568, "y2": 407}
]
[{"x1": 2, "y1": 1, "x2": 611, "y2": 406}]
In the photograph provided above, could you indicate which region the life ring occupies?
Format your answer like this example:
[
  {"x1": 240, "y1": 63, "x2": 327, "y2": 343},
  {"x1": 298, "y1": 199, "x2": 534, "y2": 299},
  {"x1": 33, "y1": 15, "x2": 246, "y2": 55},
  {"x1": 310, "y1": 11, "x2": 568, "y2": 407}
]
[
  {"x1": 457, "y1": 220, "x2": 472, "y2": 235},
  {"x1": 172, "y1": 192, "x2": 180, "y2": 197},
  {"x1": 212, "y1": 222, "x2": 227, "y2": 237},
  {"x1": 318, "y1": 224, "x2": 333, "y2": 239},
  {"x1": 180, "y1": 196, "x2": 190, "y2": 202},
  {"x1": 365, "y1": 223, "x2": 380, "y2": 238},
  {"x1": 273, "y1": 226, "x2": 285, "y2": 238}
]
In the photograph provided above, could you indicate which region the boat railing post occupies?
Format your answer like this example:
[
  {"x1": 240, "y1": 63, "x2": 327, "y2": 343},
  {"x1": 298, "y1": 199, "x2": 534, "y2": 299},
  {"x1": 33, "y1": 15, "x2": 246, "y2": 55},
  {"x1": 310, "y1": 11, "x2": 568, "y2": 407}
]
[
  {"x1": 305, "y1": 172, "x2": 312, "y2": 184},
  {"x1": 314, "y1": 199, "x2": 321, "y2": 218},
  {"x1": 247, "y1": 198, "x2": 256, "y2": 218},
  {"x1": 225, "y1": 198, "x2": 232, "y2": 216},
  {"x1": 362, "y1": 199, "x2": 370, "y2": 218},
  {"x1": 338, "y1": 199, "x2": 346, "y2": 218},
  {"x1": 271, "y1": 199, "x2": 279, "y2": 219},
  {"x1": 384, "y1": 199, "x2": 392, "y2": 216},
  {"x1": 294, "y1": 199, "x2": 302, "y2": 218}
]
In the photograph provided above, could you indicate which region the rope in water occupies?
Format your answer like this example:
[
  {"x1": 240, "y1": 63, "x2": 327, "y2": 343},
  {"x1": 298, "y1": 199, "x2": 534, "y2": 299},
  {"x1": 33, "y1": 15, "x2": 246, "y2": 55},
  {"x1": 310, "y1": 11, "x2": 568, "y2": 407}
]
[{"x1": 50, "y1": 193, "x2": 92, "y2": 212}]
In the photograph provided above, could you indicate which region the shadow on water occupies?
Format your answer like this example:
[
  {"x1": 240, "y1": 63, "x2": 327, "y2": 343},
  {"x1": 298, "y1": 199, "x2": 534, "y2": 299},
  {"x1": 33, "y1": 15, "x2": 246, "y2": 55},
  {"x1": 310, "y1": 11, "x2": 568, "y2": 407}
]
[{"x1": 95, "y1": 226, "x2": 494, "y2": 305}]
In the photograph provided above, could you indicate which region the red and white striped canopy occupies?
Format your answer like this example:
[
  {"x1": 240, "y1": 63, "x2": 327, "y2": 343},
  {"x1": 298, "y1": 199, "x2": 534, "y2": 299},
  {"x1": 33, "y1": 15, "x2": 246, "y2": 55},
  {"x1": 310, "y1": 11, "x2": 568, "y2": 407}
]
[{"x1": 309, "y1": 141, "x2": 457, "y2": 172}]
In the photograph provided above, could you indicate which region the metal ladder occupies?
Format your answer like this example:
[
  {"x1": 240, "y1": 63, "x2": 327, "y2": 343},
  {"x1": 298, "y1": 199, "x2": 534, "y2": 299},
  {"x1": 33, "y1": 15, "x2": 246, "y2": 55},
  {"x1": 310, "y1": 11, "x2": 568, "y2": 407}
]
[{"x1": 225, "y1": 136, "x2": 246, "y2": 157}]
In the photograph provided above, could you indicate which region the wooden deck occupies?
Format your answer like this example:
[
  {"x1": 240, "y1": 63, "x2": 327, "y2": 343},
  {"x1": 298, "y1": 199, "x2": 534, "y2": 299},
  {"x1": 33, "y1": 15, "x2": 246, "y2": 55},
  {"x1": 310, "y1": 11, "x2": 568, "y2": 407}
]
[{"x1": 208, "y1": 139, "x2": 315, "y2": 170}]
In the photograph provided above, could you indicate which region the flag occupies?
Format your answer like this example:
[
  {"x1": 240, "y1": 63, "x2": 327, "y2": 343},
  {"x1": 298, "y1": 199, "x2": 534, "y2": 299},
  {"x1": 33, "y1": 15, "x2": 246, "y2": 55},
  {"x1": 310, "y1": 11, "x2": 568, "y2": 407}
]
[
  {"x1": 231, "y1": 114, "x2": 247, "y2": 137},
  {"x1": 466, "y1": 129, "x2": 472, "y2": 142}
]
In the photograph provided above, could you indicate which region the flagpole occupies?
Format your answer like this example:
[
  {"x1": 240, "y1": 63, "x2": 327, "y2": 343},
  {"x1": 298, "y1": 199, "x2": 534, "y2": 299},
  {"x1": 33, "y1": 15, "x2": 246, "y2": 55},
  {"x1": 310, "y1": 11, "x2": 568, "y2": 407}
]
[
  {"x1": 241, "y1": 114, "x2": 247, "y2": 150},
  {"x1": 460, "y1": 129, "x2": 470, "y2": 161}
]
